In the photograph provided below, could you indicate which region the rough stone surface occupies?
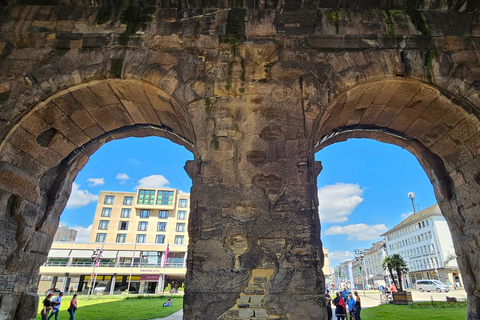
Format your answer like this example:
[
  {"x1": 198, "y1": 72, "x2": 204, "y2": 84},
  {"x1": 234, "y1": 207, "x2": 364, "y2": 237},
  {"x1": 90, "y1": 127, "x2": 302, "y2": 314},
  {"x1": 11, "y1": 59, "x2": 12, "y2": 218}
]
[{"x1": 1, "y1": 1, "x2": 480, "y2": 320}]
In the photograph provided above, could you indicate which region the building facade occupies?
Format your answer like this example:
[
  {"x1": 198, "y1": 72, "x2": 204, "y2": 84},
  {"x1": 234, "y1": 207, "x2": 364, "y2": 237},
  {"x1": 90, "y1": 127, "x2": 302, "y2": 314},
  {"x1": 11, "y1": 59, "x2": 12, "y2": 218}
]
[
  {"x1": 363, "y1": 240, "x2": 389, "y2": 289},
  {"x1": 38, "y1": 188, "x2": 190, "y2": 295},
  {"x1": 53, "y1": 223, "x2": 77, "y2": 242},
  {"x1": 382, "y1": 204, "x2": 463, "y2": 288}
]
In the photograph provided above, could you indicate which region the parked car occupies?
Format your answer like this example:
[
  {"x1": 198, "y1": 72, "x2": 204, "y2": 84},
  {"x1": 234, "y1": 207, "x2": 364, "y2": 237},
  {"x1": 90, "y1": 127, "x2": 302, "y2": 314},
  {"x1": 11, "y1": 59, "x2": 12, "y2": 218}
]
[
  {"x1": 416, "y1": 279, "x2": 450, "y2": 292},
  {"x1": 45, "y1": 288, "x2": 61, "y2": 294},
  {"x1": 93, "y1": 281, "x2": 111, "y2": 293}
]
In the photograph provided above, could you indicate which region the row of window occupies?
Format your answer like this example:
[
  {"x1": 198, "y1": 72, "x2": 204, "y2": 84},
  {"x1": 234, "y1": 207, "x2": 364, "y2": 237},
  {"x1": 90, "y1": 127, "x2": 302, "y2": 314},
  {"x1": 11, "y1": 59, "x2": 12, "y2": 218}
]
[
  {"x1": 409, "y1": 256, "x2": 440, "y2": 271},
  {"x1": 388, "y1": 231, "x2": 433, "y2": 251},
  {"x1": 103, "y1": 194, "x2": 189, "y2": 207},
  {"x1": 393, "y1": 244, "x2": 436, "y2": 259},
  {"x1": 98, "y1": 220, "x2": 186, "y2": 232},
  {"x1": 95, "y1": 233, "x2": 185, "y2": 244},
  {"x1": 387, "y1": 219, "x2": 430, "y2": 241},
  {"x1": 100, "y1": 208, "x2": 187, "y2": 220}
]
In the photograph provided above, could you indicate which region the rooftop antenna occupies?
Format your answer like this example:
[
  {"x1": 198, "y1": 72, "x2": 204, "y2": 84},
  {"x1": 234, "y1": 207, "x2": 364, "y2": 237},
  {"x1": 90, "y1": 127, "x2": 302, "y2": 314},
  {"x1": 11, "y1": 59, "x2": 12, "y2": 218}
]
[{"x1": 408, "y1": 192, "x2": 416, "y2": 214}]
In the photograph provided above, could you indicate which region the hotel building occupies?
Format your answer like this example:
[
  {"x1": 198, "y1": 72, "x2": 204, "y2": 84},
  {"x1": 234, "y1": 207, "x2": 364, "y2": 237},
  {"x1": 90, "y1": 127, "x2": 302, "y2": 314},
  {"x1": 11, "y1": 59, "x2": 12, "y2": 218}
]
[
  {"x1": 382, "y1": 204, "x2": 463, "y2": 288},
  {"x1": 38, "y1": 188, "x2": 189, "y2": 294}
]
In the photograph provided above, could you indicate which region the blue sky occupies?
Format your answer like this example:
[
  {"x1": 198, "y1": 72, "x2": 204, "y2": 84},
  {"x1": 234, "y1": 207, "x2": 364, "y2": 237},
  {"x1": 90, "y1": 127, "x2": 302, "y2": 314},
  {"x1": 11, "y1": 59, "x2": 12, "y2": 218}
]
[{"x1": 61, "y1": 137, "x2": 436, "y2": 268}]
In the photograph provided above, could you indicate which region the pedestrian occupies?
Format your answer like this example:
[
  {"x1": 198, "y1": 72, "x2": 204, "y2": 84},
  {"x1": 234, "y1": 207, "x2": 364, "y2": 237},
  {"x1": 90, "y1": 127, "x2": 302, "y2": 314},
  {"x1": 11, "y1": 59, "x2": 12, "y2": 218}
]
[
  {"x1": 41, "y1": 293, "x2": 53, "y2": 320},
  {"x1": 325, "y1": 289, "x2": 332, "y2": 320},
  {"x1": 347, "y1": 292, "x2": 355, "y2": 320},
  {"x1": 47, "y1": 292, "x2": 63, "y2": 320},
  {"x1": 391, "y1": 283, "x2": 397, "y2": 293},
  {"x1": 353, "y1": 291, "x2": 362, "y2": 320},
  {"x1": 67, "y1": 294, "x2": 78, "y2": 320},
  {"x1": 333, "y1": 292, "x2": 347, "y2": 320}
]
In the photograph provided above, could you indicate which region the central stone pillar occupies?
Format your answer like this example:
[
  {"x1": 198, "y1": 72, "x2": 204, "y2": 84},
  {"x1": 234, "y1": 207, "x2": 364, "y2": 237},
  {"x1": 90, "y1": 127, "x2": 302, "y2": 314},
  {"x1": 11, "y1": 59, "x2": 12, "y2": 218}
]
[{"x1": 184, "y1": 41, "x2": 326, "y2": 319}]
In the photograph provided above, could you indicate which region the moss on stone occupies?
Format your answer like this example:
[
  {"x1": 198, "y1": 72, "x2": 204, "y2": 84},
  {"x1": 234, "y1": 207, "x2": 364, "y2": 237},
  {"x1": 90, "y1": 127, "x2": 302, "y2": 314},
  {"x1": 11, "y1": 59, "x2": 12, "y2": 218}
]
[
  {"x1": 204, "y1": 97, "x2": 212, "y2": 115},
  {"x1": 221, "y1": 9, "x2": 246, "y2": 45},
  {"x1": 96, "y1": 7, "x2": 112, "y2": 25},
  {"x1": 210, "y1": 135, "x2": 220, "y2": 150},
  {"x1": 325, "y1": 9, "x2": 340, "y2": 34},
  {"x1": 425, "y1": 49, "x2": 439, "y2": 83},
  {"x1": 225, "y1": 60, "x2": 235, "y2": 90},
  {"x1": 408, "y1": 11, "x2": 430, "y2": 35},
  {"x1": 110, "y1": 59, "x2": 123, "y2": 79}
]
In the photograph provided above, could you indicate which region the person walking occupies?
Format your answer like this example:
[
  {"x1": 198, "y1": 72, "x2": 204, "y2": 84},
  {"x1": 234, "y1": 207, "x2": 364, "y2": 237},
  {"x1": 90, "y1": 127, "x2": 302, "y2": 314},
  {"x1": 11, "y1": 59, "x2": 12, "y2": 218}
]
[
  {"x1": 347, "y1": 292, "x2": 355, "y2": 320},
  {"x1": 353, "y1": 291, "x2": 362, "y2": 320},
  {"x1": 67, "y1": 294, "x2": 78, "y2": 320},
  {"x1": 333, "y1": 292, "x2": 347, "y2": 320},
  {"x1": 41, "y1": 293, "x2": 53, "y2": 320},
  {"x1": 47, "y1": 292, "x2": 63, "y2": 320},
  {"x1": 325, "y1": 289, "x2": 333, "y2": 320}
]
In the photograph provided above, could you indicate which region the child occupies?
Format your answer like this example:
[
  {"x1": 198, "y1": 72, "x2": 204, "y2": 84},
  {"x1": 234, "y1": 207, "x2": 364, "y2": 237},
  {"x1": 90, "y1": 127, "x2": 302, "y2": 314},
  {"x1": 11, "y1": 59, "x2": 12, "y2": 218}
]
[{"x1": 163, "y1": 297, "x2": 172, "y2": 307}]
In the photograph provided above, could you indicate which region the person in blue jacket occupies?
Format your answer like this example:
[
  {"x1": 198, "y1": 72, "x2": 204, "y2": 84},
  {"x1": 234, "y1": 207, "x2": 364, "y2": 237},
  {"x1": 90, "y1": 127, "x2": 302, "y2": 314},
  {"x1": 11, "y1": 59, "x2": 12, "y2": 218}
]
[{"x1": 347, "y1": 292, "x2": 356, "y2": 320}]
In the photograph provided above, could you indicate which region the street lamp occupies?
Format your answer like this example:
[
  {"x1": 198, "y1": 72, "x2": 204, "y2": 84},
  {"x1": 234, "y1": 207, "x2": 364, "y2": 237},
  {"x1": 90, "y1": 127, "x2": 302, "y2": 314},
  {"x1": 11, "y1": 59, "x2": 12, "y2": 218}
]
[
  {"x1": 354, "y1": 247, "x2": 366, "y2": 296},
  {"x1": 87, "y1": 247, "x2": 103, "y2": 300}
]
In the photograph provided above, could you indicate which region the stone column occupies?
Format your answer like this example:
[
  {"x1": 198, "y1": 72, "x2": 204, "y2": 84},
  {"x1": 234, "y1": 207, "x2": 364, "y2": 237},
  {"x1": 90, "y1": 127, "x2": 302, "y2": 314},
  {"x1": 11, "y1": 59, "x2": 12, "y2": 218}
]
[
  {"x1": 60, "y1": 274, "x2": 69, "y2": 292},
  {"x1": 51, "y1": 276, "x2": 58, "y2": 290},
  {"x1": 110, "y1": 274, "x2": 116, "y2": 295},
  {"x1": 184, "y1": 42, "x2": 326, "y2": 319}
]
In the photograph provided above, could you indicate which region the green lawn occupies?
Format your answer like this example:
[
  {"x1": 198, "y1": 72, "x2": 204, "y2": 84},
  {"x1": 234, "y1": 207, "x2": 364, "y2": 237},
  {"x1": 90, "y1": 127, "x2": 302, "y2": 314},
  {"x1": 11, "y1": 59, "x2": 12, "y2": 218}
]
[
  {"x1": 36, "y1": 295, "x2": 183, "y2": 320},
  {"x1": 362, "y1": 302, "x2": 467, "y2": 320}
]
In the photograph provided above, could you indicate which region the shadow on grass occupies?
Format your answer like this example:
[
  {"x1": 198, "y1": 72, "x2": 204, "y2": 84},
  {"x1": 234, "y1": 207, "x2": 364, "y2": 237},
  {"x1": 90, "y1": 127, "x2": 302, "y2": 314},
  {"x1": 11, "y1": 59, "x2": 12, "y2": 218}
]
[{"x1": 36, "y1": 296, "x2": 183, "y2": 320}]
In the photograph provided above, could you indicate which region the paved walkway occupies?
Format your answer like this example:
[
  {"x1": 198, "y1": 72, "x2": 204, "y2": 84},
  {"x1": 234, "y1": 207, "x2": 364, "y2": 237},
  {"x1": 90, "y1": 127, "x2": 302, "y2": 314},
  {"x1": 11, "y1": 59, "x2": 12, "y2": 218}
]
[{"x1": 154, "y1": 309, "x2": 183, "y2": 320}]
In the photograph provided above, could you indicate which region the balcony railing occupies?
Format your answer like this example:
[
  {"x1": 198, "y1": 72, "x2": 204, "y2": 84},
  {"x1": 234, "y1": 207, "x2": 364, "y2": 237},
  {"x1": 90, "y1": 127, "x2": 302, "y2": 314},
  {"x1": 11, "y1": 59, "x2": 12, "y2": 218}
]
[{"x1": 42, "y1": 261, "x2": 185, "y2": 268}]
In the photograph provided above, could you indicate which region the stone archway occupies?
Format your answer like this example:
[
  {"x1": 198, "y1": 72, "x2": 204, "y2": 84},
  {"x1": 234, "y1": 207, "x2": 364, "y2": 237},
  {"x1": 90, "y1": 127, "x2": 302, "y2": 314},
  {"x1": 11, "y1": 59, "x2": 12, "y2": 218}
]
[
  {"x1": 314, "y1": 79, "x2": 480, "y2": 320},
  {"x1": 0, "y1": 79, "x2": 196, "y2": 319},
  {"x1": 2, "y1": 2, "x2": 480, "y2": 320}
]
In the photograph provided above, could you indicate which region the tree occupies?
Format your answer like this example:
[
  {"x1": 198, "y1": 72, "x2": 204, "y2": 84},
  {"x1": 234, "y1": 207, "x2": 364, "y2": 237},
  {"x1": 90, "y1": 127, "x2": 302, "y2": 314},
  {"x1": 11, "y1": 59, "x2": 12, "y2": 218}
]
[
  {"x1": 390, "y1": 254, "x2": 409, "y2": 292},
  {"x1": 381, "y1": 256, "x2": 396, "y2": 289},
  {"x1": 382, "y1": 254, "x2": 409, "y2": 292}
]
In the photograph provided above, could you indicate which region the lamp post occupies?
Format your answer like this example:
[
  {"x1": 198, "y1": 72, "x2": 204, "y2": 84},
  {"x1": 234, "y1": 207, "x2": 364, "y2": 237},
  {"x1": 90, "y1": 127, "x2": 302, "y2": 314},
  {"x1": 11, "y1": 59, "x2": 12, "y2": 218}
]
[
  {"x1": 354, "y1": 247, "x2": 366, "y2": 296},
  {"x1": 87, "y1": 246, "x2": 103, "y2": 300}
]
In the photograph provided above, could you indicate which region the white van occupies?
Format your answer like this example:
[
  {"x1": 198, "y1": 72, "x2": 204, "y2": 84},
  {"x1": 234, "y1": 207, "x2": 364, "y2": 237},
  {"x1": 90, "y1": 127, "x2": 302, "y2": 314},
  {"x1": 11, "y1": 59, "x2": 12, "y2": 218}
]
[
  {"x1": 415, "y1": 279, "x2": 449, "y2": 292},
  {"x1": 94, "y1": 281, "x2": 111, "y2": 293}
]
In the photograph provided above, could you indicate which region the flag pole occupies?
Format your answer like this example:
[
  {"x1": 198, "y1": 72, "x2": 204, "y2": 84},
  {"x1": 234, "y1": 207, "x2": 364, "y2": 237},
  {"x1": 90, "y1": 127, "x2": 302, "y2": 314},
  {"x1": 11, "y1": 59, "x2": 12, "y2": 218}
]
[
  {"x1": 162, "y1": 242, "x2": 169, "y2": 294},
  {"x1": 127, "y1": 240, "x2": 137, "y2": 294}
]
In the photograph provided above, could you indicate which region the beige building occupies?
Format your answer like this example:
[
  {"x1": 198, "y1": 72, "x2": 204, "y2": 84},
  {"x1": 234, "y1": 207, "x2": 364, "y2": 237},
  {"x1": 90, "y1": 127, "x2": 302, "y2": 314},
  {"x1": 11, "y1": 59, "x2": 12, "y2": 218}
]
[{"x1": 38, "y1": 188, "x2": 189, "y2": 294}]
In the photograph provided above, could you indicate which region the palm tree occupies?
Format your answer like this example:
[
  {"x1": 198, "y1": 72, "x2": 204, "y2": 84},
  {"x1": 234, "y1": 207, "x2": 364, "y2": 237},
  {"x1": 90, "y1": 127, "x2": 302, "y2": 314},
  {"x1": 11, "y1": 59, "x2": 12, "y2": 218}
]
[
  {"x1": 390, "y1": 254, "x2": 409, "y2": 292},
  {"x1": 381, "y1": 256, "x2": 396, "y2": 289}
]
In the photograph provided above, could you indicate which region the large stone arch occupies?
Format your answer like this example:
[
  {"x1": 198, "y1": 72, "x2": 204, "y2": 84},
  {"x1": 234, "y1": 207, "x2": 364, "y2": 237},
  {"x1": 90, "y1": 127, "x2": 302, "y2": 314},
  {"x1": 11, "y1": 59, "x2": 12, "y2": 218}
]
[
  {"x1": 0, "y1": 78, "x2": 196, "y2": 319},
  {"x1": 313, "y1": 79, "x2": 480, "y2": 320}
]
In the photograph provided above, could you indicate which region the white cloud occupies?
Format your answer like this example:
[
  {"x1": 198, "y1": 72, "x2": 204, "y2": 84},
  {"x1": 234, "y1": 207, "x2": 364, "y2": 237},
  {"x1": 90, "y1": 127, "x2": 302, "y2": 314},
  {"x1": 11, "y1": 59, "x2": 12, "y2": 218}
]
[
  {"x1": 318, "y1": 183, "x2": 364, "y2": 223},
  {"x1": 328, "y1": 251, "x2": 354, "y2": 262},
  {"x1": 324, "y1": 223, "x2": 388, "y2": 241},
  {"x1": 129, "y1": 158, "x2": 141, "y2": 165},
  {"x1": 401, "y1": 211, "x2": 414, "y2": 219},
  {"x1": 71, "y1": 224, "x2": 92, "y2": 243},
  {"x1": 87, "y1": 178, "x2": 105, "y2": 186},
  {"x1": 66, "y1": 183, "x2": 99, "y2": 209},
  {"x1": 116, "y1": 173, "x2": 130, "y2": 184},
  {"x1": 136, "y1": 175, "x2": 170, "y2": 189}
]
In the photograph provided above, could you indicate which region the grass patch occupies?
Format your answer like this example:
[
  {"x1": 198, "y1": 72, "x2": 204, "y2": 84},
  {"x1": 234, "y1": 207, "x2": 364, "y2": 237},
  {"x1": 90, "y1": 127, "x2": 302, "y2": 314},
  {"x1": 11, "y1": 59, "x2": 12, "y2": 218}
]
[
  {"x1": 362, "y1": 303, "x2": 467, "y2": 320},
  {"x1": 36, "y1": 295, "x2": 183, "y2": 320}
]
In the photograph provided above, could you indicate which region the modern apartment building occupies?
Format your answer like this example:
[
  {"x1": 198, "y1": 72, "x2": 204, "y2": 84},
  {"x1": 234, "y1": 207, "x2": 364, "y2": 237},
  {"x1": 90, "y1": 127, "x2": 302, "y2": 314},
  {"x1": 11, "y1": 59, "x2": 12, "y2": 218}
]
[
  {"x1": 38, "y1": 188, "x2": 190, "y2": 295},
  {"x1": 382, "y1": 204, "x2": 463, "y2": 288}
]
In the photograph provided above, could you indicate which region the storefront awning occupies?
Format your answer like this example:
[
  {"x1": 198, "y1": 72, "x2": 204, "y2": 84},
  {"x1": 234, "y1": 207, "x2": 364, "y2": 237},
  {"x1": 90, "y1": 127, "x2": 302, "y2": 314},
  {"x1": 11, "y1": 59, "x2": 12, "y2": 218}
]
[
  {"x1": 118, "y1": 250, "x2": 141, "y2": 258},
  {"x1": 48, "y1": 250, "x2": 70, "y2": 258}
]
